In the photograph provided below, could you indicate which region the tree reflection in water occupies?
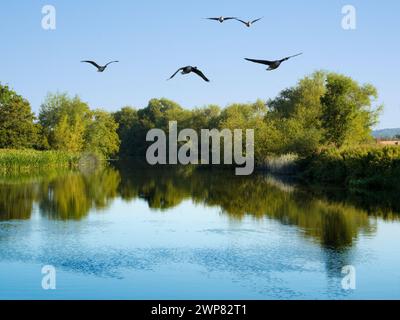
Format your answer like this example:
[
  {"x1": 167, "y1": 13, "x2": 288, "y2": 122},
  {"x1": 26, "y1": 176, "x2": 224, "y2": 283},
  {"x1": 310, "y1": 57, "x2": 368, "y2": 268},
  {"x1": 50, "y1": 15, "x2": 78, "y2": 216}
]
[{"x1": 1, "y1": 160, "x2": 399, "y2": 250}]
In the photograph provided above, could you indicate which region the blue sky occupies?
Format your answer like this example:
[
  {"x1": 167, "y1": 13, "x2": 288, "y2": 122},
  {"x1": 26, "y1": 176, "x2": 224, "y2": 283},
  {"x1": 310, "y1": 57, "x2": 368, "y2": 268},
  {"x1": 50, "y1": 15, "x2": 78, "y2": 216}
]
[{"x1": 0, "y1": 0, "x2": 399, "y2": 129}]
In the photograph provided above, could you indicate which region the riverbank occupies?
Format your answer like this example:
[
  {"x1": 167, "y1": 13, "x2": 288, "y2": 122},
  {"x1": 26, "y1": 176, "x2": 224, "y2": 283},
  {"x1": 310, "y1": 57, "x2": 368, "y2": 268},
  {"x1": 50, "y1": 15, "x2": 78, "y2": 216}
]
[
  {"x1": 2, "y1": 145, "x2": 399, "y2": 192},
  {"x1": 0, "y1": 149, "x2": 81, "y2": 173},
  {"x1": 298, "y1": 145, "x2": 400, "y2": 190}
]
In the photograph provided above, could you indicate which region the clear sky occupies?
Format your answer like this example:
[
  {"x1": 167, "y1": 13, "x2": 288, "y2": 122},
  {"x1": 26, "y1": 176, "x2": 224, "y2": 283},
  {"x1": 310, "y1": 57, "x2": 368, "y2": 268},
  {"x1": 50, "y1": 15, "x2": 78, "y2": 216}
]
[{"x1": 0, "y1": 0, "x2": 399, "y2": 129}]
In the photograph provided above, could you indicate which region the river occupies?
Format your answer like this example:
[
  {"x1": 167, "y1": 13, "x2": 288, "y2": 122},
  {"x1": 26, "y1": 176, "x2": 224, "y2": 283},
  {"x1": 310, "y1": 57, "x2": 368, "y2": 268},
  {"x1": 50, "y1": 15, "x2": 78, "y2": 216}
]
[{"x1": 0, "y1": 161, "x2": 399, "y2": 299}]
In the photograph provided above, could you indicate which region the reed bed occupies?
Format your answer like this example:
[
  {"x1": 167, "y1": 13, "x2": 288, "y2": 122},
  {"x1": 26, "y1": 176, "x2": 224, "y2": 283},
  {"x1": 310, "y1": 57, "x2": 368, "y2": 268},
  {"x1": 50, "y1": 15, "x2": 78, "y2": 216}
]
[
  {"x1": 0, "y1": 149, "x2": 81, "y2": 174},
  {"x1": 259, "y1": 154, "x2": 299, "y2": 175}
]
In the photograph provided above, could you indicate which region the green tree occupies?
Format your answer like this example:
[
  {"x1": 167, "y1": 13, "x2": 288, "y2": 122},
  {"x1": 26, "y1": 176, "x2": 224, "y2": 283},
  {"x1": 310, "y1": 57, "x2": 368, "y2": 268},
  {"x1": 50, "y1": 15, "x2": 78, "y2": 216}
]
[
  {"x1": 85, "y1": 110, "x2": 120, "y2": 157},
  {"x1": 187, "y1": 105, "x2": 221, "y2": 131},
  {"x1": 267, "y1": 71, "x2": 327, "y2": 155},
  {"x1": 138, "y1": 98, "x2": 190, "y2": 131},
  {"x1": 107, "y1": 71, "x2": 383, "y2": 161},
  {"x1": 113, "y1": 107, "x2": 139, "y2": 156},
  {"x1": 0, "y1": 84, "x2": 39, "y2": 149},
  {"x1": 39, "y1": 93, "x2": 91, "y2": 150},
  {"x1": 219, "y1": 100, "x2": 271, "y2": 163},
  {"x1": 321, "y1": 73, "x2": 382, "y2": 147},
  {"x1": 53, "y1": 114, "x2": 86, "y2": 152},
  {"x1": 115, "y1": 99, "x2": 191, "y2": 156}
]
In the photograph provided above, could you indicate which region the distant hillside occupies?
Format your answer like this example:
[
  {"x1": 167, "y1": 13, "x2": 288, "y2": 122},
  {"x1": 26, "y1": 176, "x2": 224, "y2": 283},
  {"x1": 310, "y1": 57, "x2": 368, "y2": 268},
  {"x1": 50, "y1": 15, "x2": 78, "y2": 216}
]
[{"x1": 373, "y1": 128, "x2": 400, "y2": 138}]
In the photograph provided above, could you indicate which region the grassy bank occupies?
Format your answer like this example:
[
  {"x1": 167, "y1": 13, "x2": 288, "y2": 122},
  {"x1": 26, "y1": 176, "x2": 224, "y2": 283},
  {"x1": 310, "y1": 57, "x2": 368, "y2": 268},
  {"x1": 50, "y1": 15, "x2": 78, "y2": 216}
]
[
  {"x1": 299, "y1": 146, "x2": 400, "y2": 190},
  {"x1": 0, "y1": 149, "x2": 81, "y2": 174}
]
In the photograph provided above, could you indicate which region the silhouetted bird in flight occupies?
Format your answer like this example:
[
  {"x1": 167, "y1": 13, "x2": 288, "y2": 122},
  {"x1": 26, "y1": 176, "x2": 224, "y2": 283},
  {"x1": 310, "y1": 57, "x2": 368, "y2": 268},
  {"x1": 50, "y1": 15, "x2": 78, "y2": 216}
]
[
  {"x1": 168, "y1": 66, "x2": 210, "y2": 82},
  {"x1": 206, "y1": 16, "x2": 237, "y2": 23},
  {"x1": 235, "y1": 17, "x2": 263, "y2": 28},
  {"x1": 81, "y1": 60, "x2": 119, "y2": 72},
  {"x1": 245, "y1": 53, "x2": 303, "y2": 71}
]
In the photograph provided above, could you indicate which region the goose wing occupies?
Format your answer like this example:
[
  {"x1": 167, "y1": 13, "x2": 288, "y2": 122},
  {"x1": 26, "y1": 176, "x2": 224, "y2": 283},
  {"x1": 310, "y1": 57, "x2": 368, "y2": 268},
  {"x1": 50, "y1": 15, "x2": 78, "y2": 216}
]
[
  {"x1": 245, "y1": 58, "x2": 274, "y2": 66},
  {"x1": 168, "y1": 67, "x2": 184, "y2": 80},
  {"x1": 81, "y1": 60, "x2": 101, "y2": 69},
  {"x1": 281, "y1": 53, "x2": 303, "y2": 61},
  {"x1": 251, "y1": 17, "x2": 263, "y2": 24},
  {"x1": 234, "y1": 18, "x2": 248, "y2": 25},
  {"x1": 105, "y1": 61, "x2": 119, "y2": 67},
  {"x1": 192, "y1": 68, "x2": 210, "y2": 82}
]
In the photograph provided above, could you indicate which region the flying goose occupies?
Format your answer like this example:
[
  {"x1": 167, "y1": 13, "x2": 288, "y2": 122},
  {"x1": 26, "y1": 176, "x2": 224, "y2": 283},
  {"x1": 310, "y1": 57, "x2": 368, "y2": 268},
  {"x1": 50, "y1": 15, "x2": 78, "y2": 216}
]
[
  {"x1": 245, "y1": 53, "x2": 303, "y2": 71},
  {"x1": 81, "y1": 60, "x2": 119, "y2": 72},
  {"x1": 235, "y1": 17, "x2": 263, "y2": 28},
  {"x1": 168, "y1": 66, "x2": 210, "y2": 82},
  {"x1": 206, "y1": 16, "x2": 237, "y2": 23}
]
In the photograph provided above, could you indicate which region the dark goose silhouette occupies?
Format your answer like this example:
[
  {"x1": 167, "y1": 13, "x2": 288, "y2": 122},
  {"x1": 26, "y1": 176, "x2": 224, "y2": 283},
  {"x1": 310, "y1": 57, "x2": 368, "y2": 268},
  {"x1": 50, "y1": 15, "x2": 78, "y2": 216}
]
[
  {"x1": 206, "y1": 16, "x2": 237, "y2": 23},
  {"x1": 81, "y1": 60, "x2": 119, "y2": 72},
  {"x1": 245, "y1": 53, "x2": 303, "y2": 71},
  {"x1": 168, "y1": 66, "x2": 210, "y2": 82},
  {"x1": 235, "y1": 17, "x2": 263, "y2": 28}
]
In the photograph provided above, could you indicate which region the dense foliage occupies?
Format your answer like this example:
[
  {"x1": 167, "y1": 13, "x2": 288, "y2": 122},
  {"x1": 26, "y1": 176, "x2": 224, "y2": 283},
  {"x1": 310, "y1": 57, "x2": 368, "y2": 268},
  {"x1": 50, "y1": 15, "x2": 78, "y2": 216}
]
[
  {"x1": 0, "y1": 84, "x2": 39, "y2": 149},
  {"x1": 112, "y1": 71, "x2": 382, "y2": 162},
  {"x1": 300, "y1": 146, "x2": 400, "y2": 189},
  {"x1": 1, "y1": 71, "x2": 398, "y2": 190},
  {"x1": 0, "y1": 87, "x2": 120, "y2": 158},
  {"x1": 39, "y1": 93, "x2": 120, "y2": 157}
]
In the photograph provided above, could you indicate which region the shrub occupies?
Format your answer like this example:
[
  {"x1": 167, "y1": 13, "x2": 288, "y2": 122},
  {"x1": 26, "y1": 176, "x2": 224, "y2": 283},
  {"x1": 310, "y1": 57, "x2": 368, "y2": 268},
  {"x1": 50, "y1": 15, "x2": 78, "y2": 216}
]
[{"x1": 300, "y1": 146, "x2": 400, "y2": 189}]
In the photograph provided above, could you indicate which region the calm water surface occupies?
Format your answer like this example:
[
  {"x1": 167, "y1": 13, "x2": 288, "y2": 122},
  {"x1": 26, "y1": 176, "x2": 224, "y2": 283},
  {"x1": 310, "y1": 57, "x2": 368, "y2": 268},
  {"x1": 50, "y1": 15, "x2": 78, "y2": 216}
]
[{"x1": 0, "y1": 162, "x2": 400, "y2": 299}]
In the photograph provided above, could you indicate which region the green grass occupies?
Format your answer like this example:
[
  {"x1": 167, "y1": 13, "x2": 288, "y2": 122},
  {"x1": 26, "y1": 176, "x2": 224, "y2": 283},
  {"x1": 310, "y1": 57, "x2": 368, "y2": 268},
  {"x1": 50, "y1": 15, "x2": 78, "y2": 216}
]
[{"x1": 0, "y1": 149, "x2": 81, "y2": 174}]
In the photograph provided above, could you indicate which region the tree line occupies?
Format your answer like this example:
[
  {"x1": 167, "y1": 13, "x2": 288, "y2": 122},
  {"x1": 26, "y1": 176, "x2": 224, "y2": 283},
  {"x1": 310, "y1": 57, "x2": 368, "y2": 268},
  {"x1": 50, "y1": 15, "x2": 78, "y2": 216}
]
[
  {"x1": 0, "y1": 71, "x2": 382, "y2": 161},
  {"x1": 0, "y1": 87, "x2": 119, "y2": 157}
]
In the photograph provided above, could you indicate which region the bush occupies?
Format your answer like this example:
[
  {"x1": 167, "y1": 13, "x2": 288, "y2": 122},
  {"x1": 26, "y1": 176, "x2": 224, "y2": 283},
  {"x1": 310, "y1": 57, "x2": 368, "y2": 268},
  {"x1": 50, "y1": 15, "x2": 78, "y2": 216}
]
[{"x1": 300, "y1": 146, "x2": 400, "y2": 189}]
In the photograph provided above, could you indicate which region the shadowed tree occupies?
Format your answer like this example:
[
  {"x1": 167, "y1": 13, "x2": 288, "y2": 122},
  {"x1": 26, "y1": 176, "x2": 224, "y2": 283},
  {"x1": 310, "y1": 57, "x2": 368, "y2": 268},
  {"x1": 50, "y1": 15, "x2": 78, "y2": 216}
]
[{"x1": 113, "y1": 107, "x2": 139, "y2": 156}]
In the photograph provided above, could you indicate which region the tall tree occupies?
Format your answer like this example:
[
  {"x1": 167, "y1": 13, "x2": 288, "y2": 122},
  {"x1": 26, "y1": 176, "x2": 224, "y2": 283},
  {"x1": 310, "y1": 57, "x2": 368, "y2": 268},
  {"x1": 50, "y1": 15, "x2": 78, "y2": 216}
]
[
  {"x1": 113, "y1": 107, "x2": 139, "y2": 156},
  {"x1": 0, "y1": 84, "x2": 39, "y2": 149},
  {"x1": 116, "y1": 99, "x2": 191, "y2": 156},
  {"x1": 219, "y1": 100, "x2": 270, "y2": 163},
  {"x1": 267, "y1": 71, "x2": 327, "y2": 155},
  {"x1": 187, "y1": 105, "x2": 221, "y2": 132},
  {"x1": 53, "y1": 114, "x2": 86, "y2": 152},
  {"x1": 85, "y1": 110, "x2": 120, "y2": 157},
  {"x1": 39, "y1": 93, "x2": 91, "y2": 151},
  {"x1": 138, "y1": 98, "x2": 190, "y2": 131},
  {"x1": 321, "y1": 73, "x2": 382, "y2": 147}
]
